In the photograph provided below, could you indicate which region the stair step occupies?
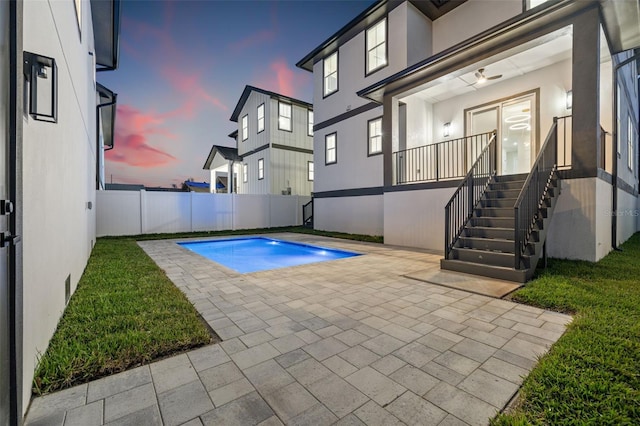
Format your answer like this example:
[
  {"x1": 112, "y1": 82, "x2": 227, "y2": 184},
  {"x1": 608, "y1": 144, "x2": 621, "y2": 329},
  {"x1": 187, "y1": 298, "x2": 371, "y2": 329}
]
[
  {"x1": 457, "y1": 237, "x2": 515, "y2": 253},
  {"x1": 440, "y1": 259, "x2": 529, "y2": 283},
  {"x1": 485, "y1": 189, "x2": 521, "y2": 199},
  {"x1": 474, "y1": 207, "x2": 515, "y2": 218},
  {"x1": 463, "y1": 226, "x2": 514, "y2": 240},
  {"x1": 488, "y1": 180, "x2": 526, "y2": 190},
  {"x1": 480, "y1": 198, "x2": 517, "y2": 208},
  {"x1": 471, "y1": 217, "x2": 515, "y2": 228},
  {"x1": 494, "y1": 173, "x2": 528, "y2": 182},
  {"x1": 451, "y1": 247, "x2": 528, "y2": 268}
]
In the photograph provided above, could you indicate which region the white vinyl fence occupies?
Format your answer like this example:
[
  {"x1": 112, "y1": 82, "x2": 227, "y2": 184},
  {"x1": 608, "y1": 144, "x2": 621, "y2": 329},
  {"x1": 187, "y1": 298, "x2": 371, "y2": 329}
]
[{"x1": 96, "y1": 190, "x2": 311, "y2": 237}]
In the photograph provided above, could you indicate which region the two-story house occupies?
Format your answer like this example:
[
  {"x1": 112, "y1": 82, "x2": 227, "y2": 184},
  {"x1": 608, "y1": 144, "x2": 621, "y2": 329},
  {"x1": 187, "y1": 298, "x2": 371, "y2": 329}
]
[
  {"x1": 298, "y1": 0, "x2": 639, "y2": 282},
  {"x1": 207, "y1": 86, "x2": 314, "y2": 197},
  {"x1": 2, "y1": 0, "x2": 121, "y2": 422}
]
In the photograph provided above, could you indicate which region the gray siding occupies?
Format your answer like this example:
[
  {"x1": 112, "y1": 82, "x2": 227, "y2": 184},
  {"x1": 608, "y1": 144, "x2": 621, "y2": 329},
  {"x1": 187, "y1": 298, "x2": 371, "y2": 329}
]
[
  {"x1": 270, "y1": 148, "x2": 313, "y2": 196},
  {"x1": 269, "y1": 98, "x2": 313, "y2": 150},
  {"x1": 238, "y1": 91, "x2": 271, "y2": 156},
  {"x1": 238, "y1": 150, "x2": 270, "y2": 195}
]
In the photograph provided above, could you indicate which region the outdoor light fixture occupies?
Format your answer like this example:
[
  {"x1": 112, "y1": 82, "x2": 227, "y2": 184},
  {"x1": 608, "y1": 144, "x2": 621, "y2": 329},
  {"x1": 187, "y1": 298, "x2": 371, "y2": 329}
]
[
  {"x1": 24, "y1": 51, "x2": 58, "y2": 123},
  {"x1": 443, "y1": 122, "x2": 451, "y2": 138},
  {"x1": 566, "y1": 90, "x2": 573, "y2": 110}
]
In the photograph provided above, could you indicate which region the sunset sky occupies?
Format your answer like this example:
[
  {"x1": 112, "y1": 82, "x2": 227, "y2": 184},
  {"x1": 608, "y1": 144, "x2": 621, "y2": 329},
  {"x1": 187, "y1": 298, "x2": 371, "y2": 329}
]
[{"x1": 98, "y1": 0, "x2": 375, "y2": 187}]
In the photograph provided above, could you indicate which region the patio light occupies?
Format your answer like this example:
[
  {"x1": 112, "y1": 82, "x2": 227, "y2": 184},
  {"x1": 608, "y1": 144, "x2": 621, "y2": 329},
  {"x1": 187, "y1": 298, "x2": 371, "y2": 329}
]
[
  {"x1": 443, "y1": 122, "x2": 451, "y2": 138},
  {"x1": 24, "y1": 51, "x2": 58, "y2": 123},
  {"x1": 566, "y1": 90, "x2": 573, "y2": 110}
]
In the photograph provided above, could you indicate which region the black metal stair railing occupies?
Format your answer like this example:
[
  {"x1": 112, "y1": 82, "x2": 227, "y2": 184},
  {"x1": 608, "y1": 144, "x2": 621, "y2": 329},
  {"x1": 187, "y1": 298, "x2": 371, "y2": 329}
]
[
  {"x1": 513, "y1": 116, "x2": 565, "y2": 269},
  {"x1": 444, "y1": 131, "x2": 497, "y2": 259},
  {"x1": 302, "y1": 199, "x2": 313, "y2": 226},
  {"x1": 394, "y1": 131, "x2": 495, "y2": 184}
]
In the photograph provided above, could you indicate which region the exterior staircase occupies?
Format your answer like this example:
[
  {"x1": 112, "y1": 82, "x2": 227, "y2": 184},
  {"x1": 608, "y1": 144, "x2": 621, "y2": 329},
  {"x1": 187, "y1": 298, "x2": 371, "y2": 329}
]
[{"x1": 441, "y1": 172, "x2": 560, "y2": 282}]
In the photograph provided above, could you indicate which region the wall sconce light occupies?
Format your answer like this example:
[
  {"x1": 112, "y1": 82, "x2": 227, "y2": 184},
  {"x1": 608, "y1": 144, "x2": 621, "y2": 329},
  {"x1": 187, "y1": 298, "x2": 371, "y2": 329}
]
[
  {"x1": 443, "y1": 122, "x2": 451, "y2": 138},
  {"x1": 24, "y1": 51, "x2": 58, "y2": 123},
  {"x1": 565, "y1": 90, "x2": 572, "y2": 110}
]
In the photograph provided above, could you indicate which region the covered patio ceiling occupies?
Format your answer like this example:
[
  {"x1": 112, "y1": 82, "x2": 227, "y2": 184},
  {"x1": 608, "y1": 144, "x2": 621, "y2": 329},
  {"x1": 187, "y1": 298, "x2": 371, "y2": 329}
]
[{"x1": 399, "y1": 25, "x2": 574, "y2": 104}]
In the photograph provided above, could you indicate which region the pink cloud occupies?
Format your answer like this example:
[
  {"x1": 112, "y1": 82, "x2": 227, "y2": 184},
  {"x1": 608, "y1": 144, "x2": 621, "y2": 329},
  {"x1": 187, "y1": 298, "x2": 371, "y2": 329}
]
[
  {"x1": 106, "y1": 104, "x2": 178, "y2": 168},
  {"x1": 228, "y1": 29, "x2": 276, "y2": 52},
  {"x1": 255, "y1": 58, "x2": 311, "y2": 99}
]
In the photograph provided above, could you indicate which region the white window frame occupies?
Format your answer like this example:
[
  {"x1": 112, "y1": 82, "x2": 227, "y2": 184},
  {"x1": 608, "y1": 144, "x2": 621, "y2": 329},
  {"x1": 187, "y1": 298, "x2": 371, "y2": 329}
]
[
  {"x1": 366, "y1": 18, "x2": 387, "y2": 75},
  {"x1": 308, "y1": 161, "x2": 314, "y2": 181},
  {"x1": 308, "y1": 110, "x2": 314, "y2": 136},
  {"x1": 278, "y1": 101, "x2": 292, "y2": 132},
  {"x1": 257, "y1": 103, "x2": 265, "y2": 133},
  {"x1": 243, "y1": 163, "x2": 248, "y2": 183},
  {"x1": 325, "y1": 132, "x2": 337, "y2": 165},
  {"x1": 242, "y1": 114, "x2": 248, "y2": 141},
  {"x1": 368, "y1": 117, "x2": 383, "y2": 155},
  {"x1": 258, "y1": 158, "x2": 264, "y2": 180},
  {"x1": 323, "y1": 52, "x2": 338, "y2": 97}
]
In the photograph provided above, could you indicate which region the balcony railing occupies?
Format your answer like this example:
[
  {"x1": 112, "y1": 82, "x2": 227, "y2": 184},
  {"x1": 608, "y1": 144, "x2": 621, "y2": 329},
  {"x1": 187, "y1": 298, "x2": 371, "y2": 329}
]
[{"x1": 393, "y1": 131, "x2": 495, "y2": 184}]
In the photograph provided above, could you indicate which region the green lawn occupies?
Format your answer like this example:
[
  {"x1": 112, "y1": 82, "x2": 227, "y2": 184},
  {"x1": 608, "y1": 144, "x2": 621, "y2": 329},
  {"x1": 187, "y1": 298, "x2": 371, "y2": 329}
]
[
  {"x1": 32, "y1": 239, "x2": 213, "y2": 395},
  {"x1": 494, "y1": 233, "x2": 640, "y2": 425}
]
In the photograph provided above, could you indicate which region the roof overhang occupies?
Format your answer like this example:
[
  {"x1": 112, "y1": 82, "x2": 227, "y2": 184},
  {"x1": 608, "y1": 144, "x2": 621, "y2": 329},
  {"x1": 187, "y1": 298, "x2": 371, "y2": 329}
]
[
  {"x1": 358, "y1": 0, "x2": 596, "y2": 102},
  {"x1": 599, "y1": 0, "x2": 640, "y2": 54},
  {"x1": 203, "y1": 145, "x2": 242, "y2": 169},
  {"x1": 97, "y1": 83, "x2": 117, "y2": 149},
  {"x1": 91, "y1": 0, "x2": 121, "y2": 70},
  {"x1": 230, "y1": 85, "x2": 313, "y2": 122},
  {"x1": 296, "y1": 1, "x2": 468, "y2": 72}
]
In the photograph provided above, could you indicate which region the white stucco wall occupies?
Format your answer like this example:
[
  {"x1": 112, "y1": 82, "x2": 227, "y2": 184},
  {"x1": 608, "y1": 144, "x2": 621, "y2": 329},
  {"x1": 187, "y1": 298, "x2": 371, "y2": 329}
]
[
  {"x1": 384, "y1": 187, "x2": 457, "y2": 251},
  {"x1": 22, "y1": 0, "x2": 97, "y2": 412},
  {"x1": 432, "y1": 0, "x2": 523, "y2": 54},
  {"x1": 615, "y1": 188, "x2": 639, "y2": 248},
  {"x1": 314, "y1": 196, "x2": 383, "y2": 236}
]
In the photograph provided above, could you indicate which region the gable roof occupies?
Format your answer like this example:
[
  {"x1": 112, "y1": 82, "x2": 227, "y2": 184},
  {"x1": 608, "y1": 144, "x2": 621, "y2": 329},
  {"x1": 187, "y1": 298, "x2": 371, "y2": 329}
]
[
  {"x1": 203, "y1": 145, "x2": 242, "y2": 169},
  {"x1": 229, "y1": 85, "x2": 312, "y2": 122},
  {"x1": 295, "y1": 0, "x2": 468, "y2": 72}
]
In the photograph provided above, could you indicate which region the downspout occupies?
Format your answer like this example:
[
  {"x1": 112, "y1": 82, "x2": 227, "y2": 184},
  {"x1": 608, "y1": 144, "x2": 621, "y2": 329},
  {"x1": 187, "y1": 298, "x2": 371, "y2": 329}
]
[{"x1": 612, "y1": 52, "x2": 640, "y2": 249}]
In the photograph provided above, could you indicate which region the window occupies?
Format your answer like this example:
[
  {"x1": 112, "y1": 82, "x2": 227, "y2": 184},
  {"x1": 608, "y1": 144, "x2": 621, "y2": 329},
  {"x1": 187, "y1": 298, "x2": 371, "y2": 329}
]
[
  {"x1": 257, "y1": 104, "x2": 265, "y2": 133},
  {"x1": 325, "y1": 133, "x2": 337, "y2": 165},
  {"x1": 242, "y1": 114, "x2": 248, "y2": 141},
  {"x1": 278, "y1": 102, "x2": 292, "y2": 131},
  {"x1": 74, "y1": 0, "x2": 82, "y2": 34},
  {"x1": 243, "y1": 164, "x2": 248, "y2": 182},
  {"x1": 366, "y1": 18, "x2": 387, "y2": 74},
  {"x1": 617, "y1": 85, "x2": 621, "y2": 155},
  {"x1": 323, "y1": 52, "x2": 338, "y2": 97},
  {"x1": 368, "y1": 117, "x2": 383, "y2": 155},
  {"x1": 527, "y1": 0, "x2": 552, "y2": 9},
  {"x1": 308, "y1": 161, "x2": 314, "y2": 181},
  {"x1": 308, "y1": 110, "x2": 314, "y2": 136},
  {"x1": 628, "y1": 117, "x2": 635, "y2": 171},
  {"x1": 258, "y1": 158, "x2": 264, "y2": 180}
]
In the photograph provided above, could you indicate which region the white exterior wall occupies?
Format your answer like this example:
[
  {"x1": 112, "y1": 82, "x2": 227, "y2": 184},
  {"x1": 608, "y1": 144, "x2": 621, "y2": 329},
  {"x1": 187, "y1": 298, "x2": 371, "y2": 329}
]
[
  {"x1": 616, "y1": 188, "x2": 639, "y2": 247},
  {"x1": 22, "y1": 0, "x2": 97, "y2": 411},
  {"x1": 270, "y1": 149, "x2": 313, "y2": 196},
  {"x1": 384, "y1": 188, "x2": 456, "y2": 251},
  {"x1": 239, "y1": 150, "x2": 270, "y2": 195},
  {"x1": 237, "y1": 91, "x2": 271, "y2": 155},
  {"x1": 314, "y1": 196, "x2": 384, "y2": 236},
  {"x1": 406, "y1": 2, "x2": 433, "y2": 65},
  {"x1": 269, "y1": 98, "x2": 312, "y2": 150},
  {"x1": 432, "y1": 0, "x2": 523, "y2": 54}
]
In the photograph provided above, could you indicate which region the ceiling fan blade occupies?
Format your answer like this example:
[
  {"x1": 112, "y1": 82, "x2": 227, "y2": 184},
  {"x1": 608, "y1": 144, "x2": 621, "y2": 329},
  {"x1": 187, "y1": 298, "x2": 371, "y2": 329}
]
[
  {"x1": 474, "y1": 71, "x2": 482, "y2": 79},
  {"x1": 487, "y1": 74, "x2": 502, "y2": 80}
]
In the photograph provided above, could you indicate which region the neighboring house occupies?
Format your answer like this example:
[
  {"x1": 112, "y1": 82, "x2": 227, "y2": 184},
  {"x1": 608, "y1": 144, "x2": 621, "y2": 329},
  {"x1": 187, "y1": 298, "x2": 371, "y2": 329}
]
[
  {"x1": 225, "y1": 85, "x2": 314, "y2": 196},
  {"x1": 203, "y1": 139, "x2": 241, "y2": 194},
  {"x1": 1, "y1": 0, "x2": 121, "y2": 422},
  {"x1": 105, "y1": 183, "x2": 146, "y2": 191},
  {"x1": 297, "y1": 0, "x2": 640, "y2": 281},
  {"x1": 184, "y1": 180, "x2": 210, "y2": 193}
]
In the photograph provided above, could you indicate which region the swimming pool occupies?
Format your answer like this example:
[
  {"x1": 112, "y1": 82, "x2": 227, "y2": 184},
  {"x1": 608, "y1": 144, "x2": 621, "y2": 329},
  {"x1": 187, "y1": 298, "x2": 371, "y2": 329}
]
[{"x1": 178, "y1": 237, "x2": 360, "y2": 273}]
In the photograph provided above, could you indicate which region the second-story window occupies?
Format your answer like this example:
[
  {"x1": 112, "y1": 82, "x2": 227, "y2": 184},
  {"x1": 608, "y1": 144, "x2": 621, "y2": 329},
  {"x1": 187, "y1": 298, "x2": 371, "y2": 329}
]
[
  {"x1": 368, "y1": 117, "x2": 382, "y2": 155},
  {"x1": 325, "y1": 132, "x2": 337, "y2": 165},
  {"x1": 257, "y1": 104, "x2": 265, "y2": 133},
  {"x1": 308, "y1": 161, "x2": 314, "y2": 181},
  {"x1": 366, "y1": 18, "x2": 387, "y2": 75},
  {"x1": 279, "y1": 101, "x2": 292, "y2": 131},
  {"x1": 628, "y1": 117, "x2": 635, "y2": 171},
  {"x1": 324, "y1": 52, "x2": 338, "y2": 97},
  {"x1": 242, "y1": 114, "x2": 248, "y2": 141},
  {"x1": 308, "y1": 110, "x2": 314, "y2": 136},
  {"x1": 258, "y1": 158, "x2": 264, "y2": 180},
  {"x1": 243, "y1": 163, "x2": 248, "y2": 182}
]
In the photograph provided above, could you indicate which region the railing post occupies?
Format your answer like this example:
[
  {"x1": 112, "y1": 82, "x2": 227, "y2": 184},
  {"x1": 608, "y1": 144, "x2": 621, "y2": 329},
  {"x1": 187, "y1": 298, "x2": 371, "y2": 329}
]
[
  {"x1": 435, "y1": 143, "x2": 440, "y2": 181},
  {"x1": 444, "y1": 206, "x2": 450, "y2": 259},
  {"x1": 514, "y1": 208, "x2": 520, "y2": 269},
  {"x1": 468, "y1": 171, "x2": 473, "y2": 218}
]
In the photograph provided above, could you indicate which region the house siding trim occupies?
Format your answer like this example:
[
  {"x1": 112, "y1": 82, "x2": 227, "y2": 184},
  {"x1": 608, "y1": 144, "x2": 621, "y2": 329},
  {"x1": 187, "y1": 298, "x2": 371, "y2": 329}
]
[
  {"x1": 271, "y1": 143, "x2": 313, "y2": 155},
  {"x1": 314, "y1": 102, "x2": 379, "y2": 132},
  {"x1": 314, "y1": 186, "x2": 383, "y2": 198},
  {"x1": 242, "y1": 143, "x2": 269, "y2": 158}
]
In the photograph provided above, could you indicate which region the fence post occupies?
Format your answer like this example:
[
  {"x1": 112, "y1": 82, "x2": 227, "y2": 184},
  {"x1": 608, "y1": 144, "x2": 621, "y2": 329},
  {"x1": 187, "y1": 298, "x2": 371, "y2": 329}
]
[{"x1": 139, "y1": 189, "x2": 146, "y2": 234}]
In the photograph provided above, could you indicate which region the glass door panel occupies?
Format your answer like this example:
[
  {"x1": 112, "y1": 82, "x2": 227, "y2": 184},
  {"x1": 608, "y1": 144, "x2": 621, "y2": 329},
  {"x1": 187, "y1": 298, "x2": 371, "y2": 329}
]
[{"x1": 501, "y1": 97, "x2": 533, "y2": 175}]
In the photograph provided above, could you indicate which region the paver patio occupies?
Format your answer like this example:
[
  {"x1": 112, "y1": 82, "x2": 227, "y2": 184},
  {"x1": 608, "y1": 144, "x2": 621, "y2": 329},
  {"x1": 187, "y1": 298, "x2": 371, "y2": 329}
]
[{"x1": 25, "y1": 234, "x2": 571, "y2": 426}]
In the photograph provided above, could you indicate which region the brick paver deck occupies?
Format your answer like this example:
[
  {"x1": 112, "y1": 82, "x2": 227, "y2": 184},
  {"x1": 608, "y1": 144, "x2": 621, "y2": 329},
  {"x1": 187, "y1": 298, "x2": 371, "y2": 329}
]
[{"x1": 25, "y1": 234, "x2": 571, "y2": 426}]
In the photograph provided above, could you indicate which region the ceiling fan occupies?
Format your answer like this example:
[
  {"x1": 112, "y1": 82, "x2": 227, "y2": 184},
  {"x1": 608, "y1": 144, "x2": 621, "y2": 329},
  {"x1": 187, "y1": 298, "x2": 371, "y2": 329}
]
[{"x1": 474, "y1": 68, "x2": 502, "y2": 84}]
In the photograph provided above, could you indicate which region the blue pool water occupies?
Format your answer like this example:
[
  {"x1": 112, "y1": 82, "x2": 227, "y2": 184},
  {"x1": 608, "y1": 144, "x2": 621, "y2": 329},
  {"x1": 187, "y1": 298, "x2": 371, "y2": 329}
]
[{"x1": 178, "y1": 237, "x2": 360, "y2": 273}]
